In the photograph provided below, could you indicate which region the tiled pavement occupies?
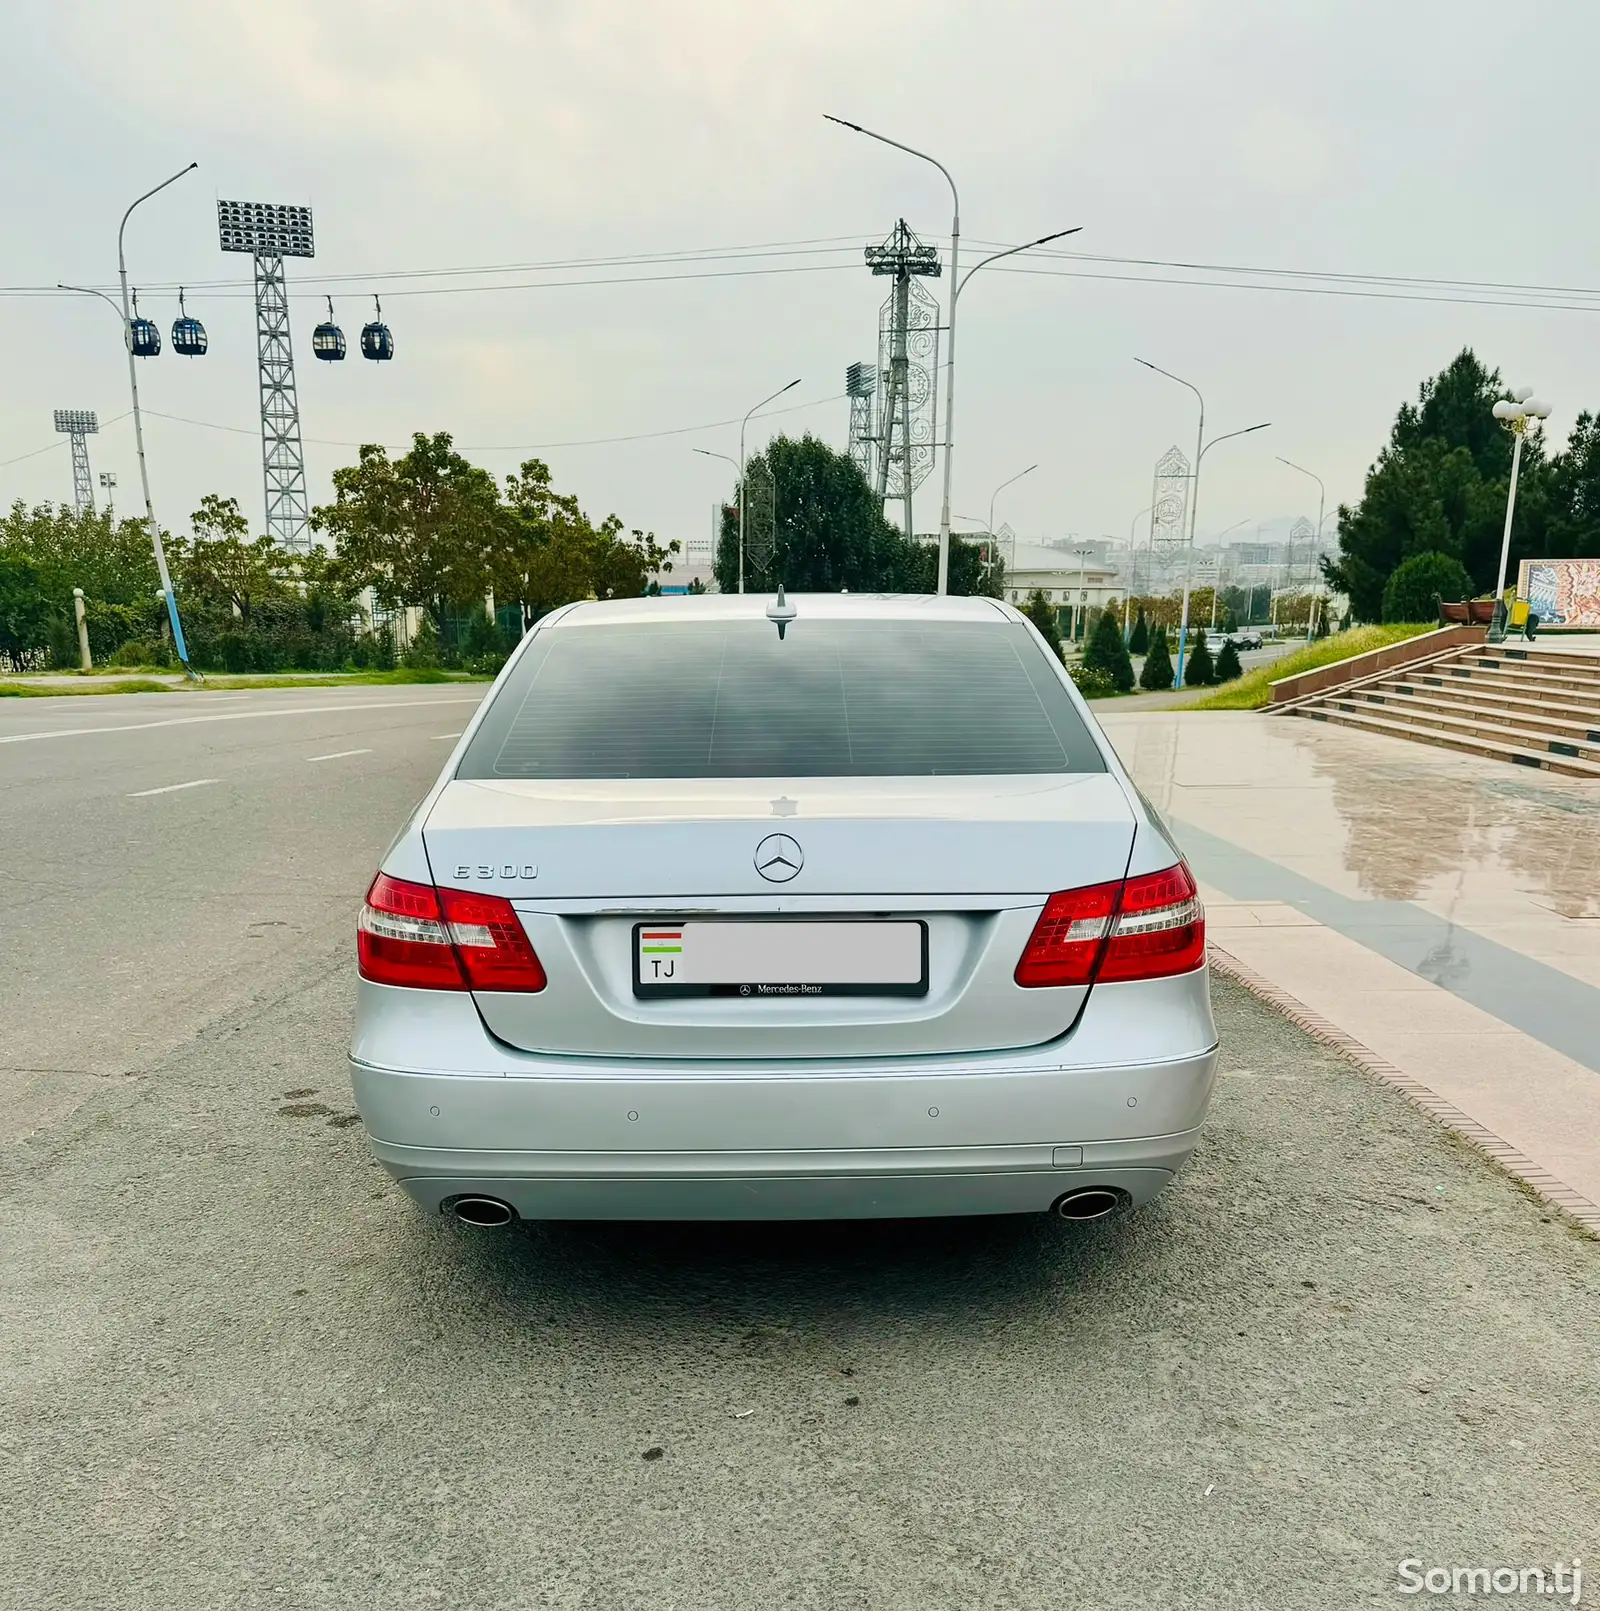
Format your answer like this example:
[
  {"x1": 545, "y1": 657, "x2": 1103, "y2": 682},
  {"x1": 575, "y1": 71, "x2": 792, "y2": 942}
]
[{"x1": 1101, "y1": 707, "x2": 1600, "y2": 1228}]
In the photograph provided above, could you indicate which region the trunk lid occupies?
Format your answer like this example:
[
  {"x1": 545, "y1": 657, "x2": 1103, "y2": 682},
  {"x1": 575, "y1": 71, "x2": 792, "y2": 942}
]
[{"x1": 421, "y1": 773, "x2": 1135, "y2": 1059}]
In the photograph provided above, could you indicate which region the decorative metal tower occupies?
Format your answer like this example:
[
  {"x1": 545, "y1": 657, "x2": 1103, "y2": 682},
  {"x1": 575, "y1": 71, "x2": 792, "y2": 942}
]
[
  {"x1": 864, "y1": 220, "x2": 941, "y2": 540},
  {"x1": 218, "y1": 200, "x2": 315, "y2": 552},
  {"x1": 1146, "y1": 445, "x2": 1191, "y2": 588},
  {"x1": 845, "y1": 361, "x2": 876, "y2": 487},
  {"x1": 53, "y1": 410, "x2": 98, "y2": 513},
  {"x1": 1288, "y1": 515, "x2": 1316, "y2": 589}
]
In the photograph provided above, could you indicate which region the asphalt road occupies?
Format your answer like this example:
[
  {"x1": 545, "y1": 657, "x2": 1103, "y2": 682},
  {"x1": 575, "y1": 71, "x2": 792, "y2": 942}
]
[{"x1": 3, "y1": 685, "x2": 1596, "y2": 1610}]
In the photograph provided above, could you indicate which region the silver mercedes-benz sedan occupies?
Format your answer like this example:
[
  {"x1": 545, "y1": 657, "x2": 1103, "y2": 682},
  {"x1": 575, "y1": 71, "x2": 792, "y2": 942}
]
[{"x1": 350, "y1": 593, "x2": 1217, "y2": 1225}]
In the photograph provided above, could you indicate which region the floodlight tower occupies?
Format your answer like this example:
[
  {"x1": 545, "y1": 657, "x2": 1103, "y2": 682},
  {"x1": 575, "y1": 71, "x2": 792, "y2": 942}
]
[
  {"x1": 53, "y1": 410, "x2": 98, "y2": 513},
  {"x1": 865, "y1": 219, "x2": 941, "y2": 542},
  {"x1": 218, "y1": 200, "x2": 315, "y2": 552},
  {"x1": 845, "y1": 361, "x2": 876, "y2": 487}
]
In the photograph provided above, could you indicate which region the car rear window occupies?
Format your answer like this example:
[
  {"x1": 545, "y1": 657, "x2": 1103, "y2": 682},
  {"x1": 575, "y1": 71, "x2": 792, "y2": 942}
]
[{"x1": 456, "y1": 617, "x2": 1106, "y2": 779}]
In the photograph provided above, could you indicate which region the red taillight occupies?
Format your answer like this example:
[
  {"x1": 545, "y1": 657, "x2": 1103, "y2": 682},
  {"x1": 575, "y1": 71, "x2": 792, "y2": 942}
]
[
  {"x1": 358, "y1": 874, "x2": 464, "y2": 990},
  {"x1": 437, "y1": 886, "x2": 547, "y2": 992},
  {"x1": 1013, "y1": 880, "x2": 1121, "y2": 987},
  {"x1": 1099, "y1": 861, "x2": 1205, "y2": 981},
  {"x1": 1015, "y1": 861, "x2": 1204, "y2": 988},
  {"x1": 357, "y1": 874, "x2": 546, "y2": 993}
]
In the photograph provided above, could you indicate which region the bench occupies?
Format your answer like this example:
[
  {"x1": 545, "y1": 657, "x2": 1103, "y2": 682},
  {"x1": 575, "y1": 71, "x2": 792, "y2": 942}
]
[{"x1": 1436, "y1": 597, "x2": 1498, "y2": 626}]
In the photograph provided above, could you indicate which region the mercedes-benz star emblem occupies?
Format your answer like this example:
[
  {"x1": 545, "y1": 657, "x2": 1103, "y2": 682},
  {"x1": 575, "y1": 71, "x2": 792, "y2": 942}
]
[{"x1": 754, "y1": 833, "x2": 804, "y2": 883}]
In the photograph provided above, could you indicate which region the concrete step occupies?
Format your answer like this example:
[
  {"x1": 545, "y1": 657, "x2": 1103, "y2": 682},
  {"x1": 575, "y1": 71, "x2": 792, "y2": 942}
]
[
  {"x1": 1375, "y1": 679, "x2": 1600, "y2": 734},
  {"x1": 1448, "y1": 658, "x2": 1600, "y2": 700},
  {"x1": 1343, "y1": 687, "x2": 1600, "y2": 749},
  {"x1": 1405, "y1": 664, "x2": 1600, "y2": 705},
  {"x1": 1301, "y1": 703, "x2": 1600, "y2": 777},
  {"x1": 1478, "y1": 645, "x2": 1600, "y2": 673},
  {"x1": 1319, "y1": 691, "x2": 1600, "y2": 762}
]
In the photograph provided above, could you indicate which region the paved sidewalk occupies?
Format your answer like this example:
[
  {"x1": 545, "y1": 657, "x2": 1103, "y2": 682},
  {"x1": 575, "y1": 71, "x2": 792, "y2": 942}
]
[{"x1": 1102, "y1": 708, "x2": 1600, "y2": 1223}]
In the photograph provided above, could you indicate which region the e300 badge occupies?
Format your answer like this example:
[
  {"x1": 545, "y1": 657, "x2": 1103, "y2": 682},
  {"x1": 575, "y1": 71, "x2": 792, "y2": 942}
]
[{"x1": 452, "y1": 863, "x2": 538, "y2": 881}]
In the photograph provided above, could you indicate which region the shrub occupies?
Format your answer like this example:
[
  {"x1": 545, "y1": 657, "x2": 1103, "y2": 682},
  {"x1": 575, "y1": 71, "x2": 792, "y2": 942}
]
[
  {"x1": 403, "y1": 619, "x2": 442, "y2": 669},
  {"x1": 1022, "y1": 589, "x2": 1064, "y2": 661},
  {"x1": 1128, "y1": 609, "x2": 1149, "y2": 655},
  {"x1": 1214, "y1": 638, "x2": 1243, "y2": 682},
  {"x1": 1069, "y1": 663, "x2": 1117, "y2": 699},
  {"x1": 1139, "y1": 626, "x2": 1174, "y2": 690},
  {"x1": 108, "y1": 637, "x2": 169, "y2": 668},
  {"x1": 1183, "y1": 628, "x2": 1215, "y2": 687},
  {"x1": 1083, "y1": 609, "x2": 1135, "y2": 693},
  {"x1": 1382, "y1": 551, "x2": 1475, "y2": 623}
]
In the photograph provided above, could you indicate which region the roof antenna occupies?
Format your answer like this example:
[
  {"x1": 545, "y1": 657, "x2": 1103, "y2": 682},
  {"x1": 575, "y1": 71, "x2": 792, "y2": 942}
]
[{"x1": 767, "y1": 584, "x2": 797, "y2": 640}]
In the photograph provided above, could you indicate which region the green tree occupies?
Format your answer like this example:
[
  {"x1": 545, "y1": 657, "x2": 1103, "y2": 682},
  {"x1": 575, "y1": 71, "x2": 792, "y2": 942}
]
[
  {"x1": 0, "y1": 553, "x2": 53, "y2": 670},
  {"x1": 1022, "y1": 588, "x2": 1064, "y2": 660},
  {"x1": 182, "y1": 495, "x2": 289, "y2": 630},
  {"x1": 1381, "y1": 551, "x2": 1475, "y2": 622},
  {"x1": 1545, "y1": 412, "x2": 1600, "y2": 559},
  {"x1": 1128, "y1": 608, "x2": 1149, "y2": 654},
  {"x1": 497, "y1": 458, "x2": 677, "y2": 618},
  {"x1": 1326, "y1": 350, "x2": 1549, "y2": 620},
  {"x1": 1083, "y1": 607, "x2": 1135, "y2": 693},
  {"x1": 714, "y1": 434, "x2": 914, "y2": 594},
  {"x1": 1214, "y1": 638, "x2": 1243, "y2": 682},
  {"x1": 0, "y1": 499, "x2": 161, "y2": 606},
  {"x1": 1183, "y1": 627, "x2": 1215, "y2": 686},
  {"x1": 1139, "y1": 625, "x2": 1174, "y2": 690},
  {"x1": 312, "y1": 432, "x2": 502, "y2": 614}
]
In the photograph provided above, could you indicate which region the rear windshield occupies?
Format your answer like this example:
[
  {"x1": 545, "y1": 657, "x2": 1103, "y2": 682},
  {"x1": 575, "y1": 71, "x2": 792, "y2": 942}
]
[{"x1": 456, "y1": 617, "x2": 1105, "y2": 779}]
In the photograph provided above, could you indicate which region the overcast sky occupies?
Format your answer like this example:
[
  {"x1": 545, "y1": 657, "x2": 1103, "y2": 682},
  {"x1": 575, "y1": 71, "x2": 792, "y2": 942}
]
[{"x1": 3, "y1": 0, "x2": 1596, "y2": 558}]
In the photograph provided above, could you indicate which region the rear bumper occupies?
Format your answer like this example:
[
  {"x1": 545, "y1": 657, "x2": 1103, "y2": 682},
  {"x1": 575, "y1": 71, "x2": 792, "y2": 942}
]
[
  {"x1": 348, "y1": 968, "x2": 1218, "y2": 1221},
  {"x1": 378, "y1": 1157, "x2": 1189, "y2": 1221}
]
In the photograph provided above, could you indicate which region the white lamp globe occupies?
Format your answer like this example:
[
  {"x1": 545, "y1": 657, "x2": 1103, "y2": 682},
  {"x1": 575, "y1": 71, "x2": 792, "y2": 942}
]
[
  {"x1": 1492, "y1": 400, "x2": 1520, "y2": 421},
  {"x1": 1513, "y1": 386, "x2": 1535, "y2": 403},
  {"x1": 1527, "y1": 399, "x2": 1553, "y2": 419}
]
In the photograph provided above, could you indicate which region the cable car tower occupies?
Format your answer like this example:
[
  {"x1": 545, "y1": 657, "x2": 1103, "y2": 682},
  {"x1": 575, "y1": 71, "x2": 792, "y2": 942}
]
[
  {"x1": 53, "y1": 410, "x2": 98, "y2": 513},
  {"x1": 864, "y1": 220, "x2": 940, "y2": 541},
  {"x1": 218, "y1": 200, "x2": 315, "y2": 553}
]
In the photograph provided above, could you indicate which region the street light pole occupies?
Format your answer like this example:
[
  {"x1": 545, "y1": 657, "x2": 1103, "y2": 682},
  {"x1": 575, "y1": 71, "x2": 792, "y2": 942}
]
[
  {"x1": 824, "y1": 115, "x2": 1078, "y2": 594},
  {"x1": 693, "y1": 448, "x2": 740, "y2": 588},
  {"x1": 1135, "y1": 358, "x2": 1269, "y2": 686},
  {"x1": 1124, "y1": 504, "x2": 1154, "y2": 640},
  {"x1": 737, "y1": 378, "x2": 800, "y2": 595},
  {"x1": 1071, "y1": 545, "x2": 1094, "y2": 644},
  {"x1": 60, "y1": 160, "x2": 199, "y2": 677},
  {"x1": 1277, "y1": 456, "x2": 1326, "y2": 642},
  {"x1": 989, "y1": 463, "x2": 1037, "y2": 538},
  {"x1": 1489, "y1": 388, "x2": 1551, "y2": 640}
]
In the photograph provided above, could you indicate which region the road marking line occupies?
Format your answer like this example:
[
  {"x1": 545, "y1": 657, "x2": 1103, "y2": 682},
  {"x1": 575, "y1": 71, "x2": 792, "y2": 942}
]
[
  {"x1": 430, "y1": 732, "x2": 463, "y2": 739},
  {"x1": 0, "y1": 695, "x2": 483, "y2": 747},
  {"x1": 127, "y1": 778, "x2": 220, "y2": 798},
  {"x1": 307, "y1": 748, "x2": 373, "y2": 763}
]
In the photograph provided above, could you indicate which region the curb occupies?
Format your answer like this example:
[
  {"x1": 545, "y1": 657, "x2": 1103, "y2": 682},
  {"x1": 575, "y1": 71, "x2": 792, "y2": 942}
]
[{"x1": 1207, "y1": 942, "x2": 1600, "y2": 1236}]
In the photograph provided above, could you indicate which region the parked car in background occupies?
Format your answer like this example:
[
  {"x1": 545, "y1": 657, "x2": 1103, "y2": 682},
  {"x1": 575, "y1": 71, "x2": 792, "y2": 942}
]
[{"x1": 1231, "y1": 629, "x2": 1263, "y2": 649}]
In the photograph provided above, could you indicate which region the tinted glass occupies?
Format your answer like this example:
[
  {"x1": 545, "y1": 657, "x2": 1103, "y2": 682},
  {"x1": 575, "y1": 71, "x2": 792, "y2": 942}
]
[{"x1": 457, "y1": 617, "x2": 1105, "y2": 779}]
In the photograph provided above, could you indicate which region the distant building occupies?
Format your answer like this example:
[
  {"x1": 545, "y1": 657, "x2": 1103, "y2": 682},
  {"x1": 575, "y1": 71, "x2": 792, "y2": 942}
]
[{"x1": 1000, "y1": 540, "x2": 1120, "y2": 631}]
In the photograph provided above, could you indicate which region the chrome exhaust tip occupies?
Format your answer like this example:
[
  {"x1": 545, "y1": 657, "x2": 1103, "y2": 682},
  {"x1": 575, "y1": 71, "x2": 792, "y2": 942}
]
[
  {"x1": 450, "y1": 1195, "x2": 516, "y2": 1228},
  {"x1": 1053, "y1": 1187, "x2": 1126, "y2": 1222}
]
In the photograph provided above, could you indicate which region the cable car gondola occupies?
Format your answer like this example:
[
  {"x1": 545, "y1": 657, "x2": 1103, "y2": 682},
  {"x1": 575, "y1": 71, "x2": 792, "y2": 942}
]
[
  {"x1": 171, "y1": 288, "x2": 208, "y2": 356},
  {"x1": 360, "y1": 295, "x2": 394, "y2": 362},
  {"x1": 312, "y1": 296, "x2": 346, "y2": 361},
  {"x1": 128, "y1": 290, "x2": 161, "y2": 358}
]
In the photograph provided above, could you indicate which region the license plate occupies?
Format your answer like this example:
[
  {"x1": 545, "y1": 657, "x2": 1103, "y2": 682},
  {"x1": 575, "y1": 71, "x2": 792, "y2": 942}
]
[{"x1": 633, "y1": 920, "x2": 928, "y2": 998}]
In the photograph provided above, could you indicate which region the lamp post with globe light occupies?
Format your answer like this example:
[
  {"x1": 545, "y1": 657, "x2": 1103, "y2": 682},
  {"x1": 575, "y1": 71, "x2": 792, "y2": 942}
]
[{"x1": 1489, "y1": 388, "x2": 1552, "y2": 641}]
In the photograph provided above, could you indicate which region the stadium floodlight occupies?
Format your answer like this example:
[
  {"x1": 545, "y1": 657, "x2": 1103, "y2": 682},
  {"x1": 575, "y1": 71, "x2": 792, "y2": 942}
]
[
  {"x1": 53, "y1": 409, "x2": 98, "y2": 435},
  {"x1": 218, "y1": 201, "x2": 314, "y2": 549},
  {"x1": 217, "y1": 200, "x2": 314, "y2": 258}
]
